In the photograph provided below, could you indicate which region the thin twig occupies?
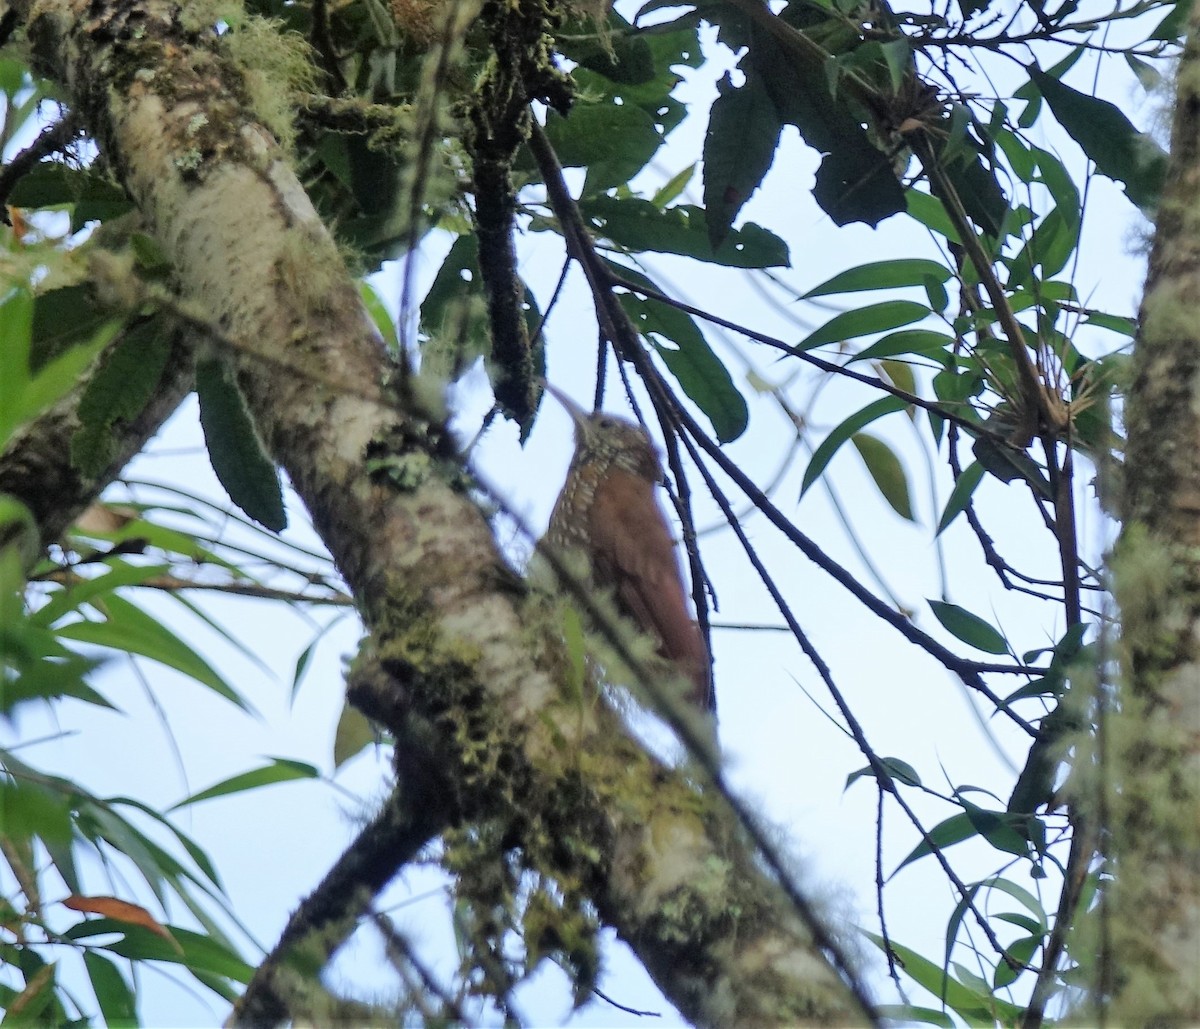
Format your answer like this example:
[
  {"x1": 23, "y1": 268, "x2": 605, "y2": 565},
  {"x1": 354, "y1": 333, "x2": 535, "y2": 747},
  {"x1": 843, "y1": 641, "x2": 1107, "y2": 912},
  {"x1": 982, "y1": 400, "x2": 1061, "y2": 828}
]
[{"x1": 0, "y1": 116, "x2": 82, "y2": 222}]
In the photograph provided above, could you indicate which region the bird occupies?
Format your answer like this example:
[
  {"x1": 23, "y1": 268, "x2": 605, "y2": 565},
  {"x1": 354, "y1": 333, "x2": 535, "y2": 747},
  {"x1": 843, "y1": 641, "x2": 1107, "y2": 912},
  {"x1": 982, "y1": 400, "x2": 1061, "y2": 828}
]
[{"x1": 541, "y1": 384, "x2": 713, "y2": 714}]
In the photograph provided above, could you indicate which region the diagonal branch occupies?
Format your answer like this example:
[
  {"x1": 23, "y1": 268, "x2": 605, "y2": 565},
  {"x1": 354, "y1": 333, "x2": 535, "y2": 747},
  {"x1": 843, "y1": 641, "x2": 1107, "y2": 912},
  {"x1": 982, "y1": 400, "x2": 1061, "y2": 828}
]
[{"x1": 13, "y1": 0, "x2": 879, "y2": 1023}]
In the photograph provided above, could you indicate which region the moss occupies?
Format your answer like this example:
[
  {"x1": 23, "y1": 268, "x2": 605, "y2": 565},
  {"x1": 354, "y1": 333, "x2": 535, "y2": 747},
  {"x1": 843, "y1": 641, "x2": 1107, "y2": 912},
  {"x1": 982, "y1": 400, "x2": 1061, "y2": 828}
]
[
  {"x1": 217, "y1": 15, "x2": 316, "y2": 152},
  {"x1": 273, "y1": 233, "x2": 343, "y2": 318}
]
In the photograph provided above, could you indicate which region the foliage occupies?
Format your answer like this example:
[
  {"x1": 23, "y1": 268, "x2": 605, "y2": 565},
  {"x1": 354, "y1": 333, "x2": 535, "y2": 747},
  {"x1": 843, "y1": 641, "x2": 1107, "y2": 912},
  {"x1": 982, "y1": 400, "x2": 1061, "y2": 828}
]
[{"x1": 0, "y1": 0, "x2": 1175, "y2": 1019}]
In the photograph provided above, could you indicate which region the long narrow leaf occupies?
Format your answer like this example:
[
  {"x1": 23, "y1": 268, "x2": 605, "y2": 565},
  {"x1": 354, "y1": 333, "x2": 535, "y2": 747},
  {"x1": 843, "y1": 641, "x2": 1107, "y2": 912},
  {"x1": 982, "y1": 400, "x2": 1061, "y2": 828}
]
[
  {"x1": 169, "y1": 758, "x2": 320, "y2": 811},
  {"x1": 801, "y1": 397, "x2": 907, "y2": 496},
  {"x1": 56, "y1": 594, "x2": 250, "y2": 710}
]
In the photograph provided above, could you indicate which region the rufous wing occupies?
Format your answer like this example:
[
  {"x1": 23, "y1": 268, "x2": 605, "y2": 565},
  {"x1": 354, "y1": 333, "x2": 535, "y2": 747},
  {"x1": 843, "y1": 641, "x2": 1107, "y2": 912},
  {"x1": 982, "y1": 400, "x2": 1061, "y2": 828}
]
[{"x1": 588, "y1": 468, "x2": 712, "y2": 711}]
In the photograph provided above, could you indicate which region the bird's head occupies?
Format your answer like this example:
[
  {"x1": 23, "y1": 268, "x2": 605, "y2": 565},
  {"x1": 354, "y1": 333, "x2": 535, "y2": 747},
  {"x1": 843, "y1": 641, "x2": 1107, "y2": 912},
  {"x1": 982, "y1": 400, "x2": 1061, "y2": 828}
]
[{"x1": 543, "y1": 382, "x2": 663, "y2": 480}]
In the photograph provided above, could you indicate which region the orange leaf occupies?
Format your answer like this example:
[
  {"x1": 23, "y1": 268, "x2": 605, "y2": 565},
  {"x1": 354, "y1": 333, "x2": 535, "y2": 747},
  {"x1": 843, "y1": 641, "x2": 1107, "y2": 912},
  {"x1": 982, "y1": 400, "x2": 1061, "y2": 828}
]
[{"x1": 63, "y1": 894, "x2": 176, "y2": 942}]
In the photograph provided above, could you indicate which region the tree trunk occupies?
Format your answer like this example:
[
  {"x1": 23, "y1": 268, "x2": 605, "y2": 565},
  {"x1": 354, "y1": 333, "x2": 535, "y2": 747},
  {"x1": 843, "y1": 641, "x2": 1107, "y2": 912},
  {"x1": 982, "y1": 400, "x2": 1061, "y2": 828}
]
[{"x1": 1112, "y1": 6, "x2": 1200, "y2": 1022}]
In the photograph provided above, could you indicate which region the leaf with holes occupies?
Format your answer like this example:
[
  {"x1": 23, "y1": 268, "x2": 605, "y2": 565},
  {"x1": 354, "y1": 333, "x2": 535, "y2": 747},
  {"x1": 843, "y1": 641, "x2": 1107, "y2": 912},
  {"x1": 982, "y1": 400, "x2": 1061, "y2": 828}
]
[
  {"x1": 1029, "y1": 63, "x2": 1167, "y2": 211},
  {"x1": 702, "y1": 70, "x2": 782, "y2": 248}
]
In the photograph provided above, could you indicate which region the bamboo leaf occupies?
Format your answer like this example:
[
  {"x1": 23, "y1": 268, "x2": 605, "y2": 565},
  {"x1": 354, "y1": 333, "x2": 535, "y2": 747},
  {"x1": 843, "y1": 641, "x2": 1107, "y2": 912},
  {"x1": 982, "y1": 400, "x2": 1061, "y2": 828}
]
[
  {"x1": 851, "y1": 432, "x2": 915, "y2": 520},
  {"x1": 801, "y1": 396, "x2": 907, "y2": 496},
  {"x1": 928, "y1": 599, "x2": 1008, "y2": 654},
  {"x1": 804, "y1": 259, "x2": 952, "y2": 298},
  {"x1": 794, "y1": 301, "x2": 930, "y2": 352},
  {"x1": 169, "y1": 758, "x2": 320, "y2": 810}
]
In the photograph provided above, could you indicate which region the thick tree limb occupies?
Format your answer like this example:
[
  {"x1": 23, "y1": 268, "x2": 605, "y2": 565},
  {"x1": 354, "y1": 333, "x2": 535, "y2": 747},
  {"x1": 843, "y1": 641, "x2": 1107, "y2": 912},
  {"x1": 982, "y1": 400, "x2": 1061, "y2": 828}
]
[
  {"x1": 13, "y1": 1, "x2": 875, "y2": 1022},
  {"x1": 1109, "y1": 5, "x2": 1200, "y2": 1023}
]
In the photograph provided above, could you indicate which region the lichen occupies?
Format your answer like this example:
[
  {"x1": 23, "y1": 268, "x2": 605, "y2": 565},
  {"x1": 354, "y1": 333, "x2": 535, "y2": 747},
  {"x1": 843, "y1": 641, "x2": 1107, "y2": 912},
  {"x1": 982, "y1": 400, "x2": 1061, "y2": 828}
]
[{"x1": 217, "y1": 15, "x2": 316, "y2": 152}]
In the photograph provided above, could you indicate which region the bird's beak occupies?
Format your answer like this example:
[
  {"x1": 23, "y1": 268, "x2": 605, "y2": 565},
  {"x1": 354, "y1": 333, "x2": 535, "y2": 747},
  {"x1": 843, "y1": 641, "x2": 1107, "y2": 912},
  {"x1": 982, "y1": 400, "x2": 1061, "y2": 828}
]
[{"x1": 540, "y1": 379, "x2": 591, "y2": 435}]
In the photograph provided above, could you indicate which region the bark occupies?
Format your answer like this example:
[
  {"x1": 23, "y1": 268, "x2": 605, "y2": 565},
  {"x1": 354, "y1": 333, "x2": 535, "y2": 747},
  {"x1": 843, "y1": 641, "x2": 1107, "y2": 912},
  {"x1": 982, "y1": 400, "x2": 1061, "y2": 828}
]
[
  {"x1": 11, "y1": 0, "x2": 875, "y2": 1023},
  {"x1": 1111, "y1": 7, "x2": 1200, "y2": 1022}
]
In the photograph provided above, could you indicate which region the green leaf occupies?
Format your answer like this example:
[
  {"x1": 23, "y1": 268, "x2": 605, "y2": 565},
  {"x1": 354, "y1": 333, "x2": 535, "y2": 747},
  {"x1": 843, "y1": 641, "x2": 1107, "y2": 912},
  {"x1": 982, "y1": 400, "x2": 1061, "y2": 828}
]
[
  {"x1": 893, "y1": 812, "x2": 978, "y2": 873},
  {"x1": 1015, "y1": 47, "x2": 1083, "y2": 127},
  {"x1": 580, "y1": 196, "x2": 789, "y2": 267},
  {"x1": 849, "y1": 329, "x2": 955, "y2": 364},
  {"x1": 936, "y1": 461, "x2": 984, "y2": 535},
  {"x1": 2, "y1": 960, "x2": 57, "y2": 1025},
  {"x1": 0, "y1": 779, "x2": 73, "y2": 844},
  {"x1": 129, "y1": 232, "x2": 171, "y2": 275},
  {"x1": 83, "y1": 952, "x2": 138, "y2": 1027},
  {"x1": 419, "y1": 233, "x2": 488, "y2": 379},
  {"x1": 926, "y1": 105, "x2": 1009, "y2": 238},
  {"x1": 31, "y1": 560, "x2": 173, "y2": 629},
  {"x1": 108, "y1": 796, "x2": 225, "y2": 889},
  {"x1": 872, "y1": 1004, "x2": 954, "y2": 1028},
  {"x1": 850, "y1": 432, "x2": 914, "y2": 520},
  {"x1": 652, "y1": 164, "x2": 694, "y2": 208},
  {"x1": 794, "y1": 301, "x2": 929, "y2": 352},
  {"x1": 801, "y1": 396, "x2": 907, "y2": 496},
  {"x1": 359, "y1": 281, "x2": 399, "y2": 353},
  {"x1": 804, "y1": 259, "x2": 952, "y2": 298},
  {"x1": 1029, "y1": 63, "x2": 1167, "y2": 211},
  {"x1": 845, "y1": 756, "x2": 922, "y2": 790},
  {"x1": 1009, "y1": 206, "x2": 1078, "y2": 286},
  {"x1": 56, "y1": 593, "x2": 249, "y2": 709},
  {"x1": 0, "y1": 288, "x2": 35, "y2": 438},
  {"x1": 72, "y1": 319, "x2": 173, "y2": 477},
  {"x1": 66, "y1": 921, "x2": 254, "y2": 985},
  {"x1": 995, "y1": 911, "x2": 1042, "y2": 935},
  {"x1": 702, "y1": 70, "x2": 782, "y2": 248},
  {"x1": 333, "y1": 703, "x2": 376, "y2": 768},
  {"x1": 905, "y1": 190, "x2": 960, "y2": 242},
  {"x1": 928, "y1": 599, "x2": 1008, "y2": 654},
  {"x1": 1082, "y1": 310, "x2": 1136, "y2": 336},
  {"x1": 555, "y1": 12, "x2": 657, "y2": 84},
  {"x1": 615, "y1": 285, "x2": 748, "y2": 442},
  {"x1": 0, "y1": 288, "x2": 121, "y2": 446},
  {"x1": 959, "y1": 796, "x2": 1029, "y2": 856},
  {"x1": 979, "y1": 874, "x2": 1050, "y2": 930},
  {"x1": 30, "y1": 284, "x2": 109, "y2": 367},
  {"x1": 862, "y1": 932, "x2": 1022, "y2": 1022},
  {"x1": 994, "y1": 934, "x2": 1040, "y2": 989},
  {"x1": 169, "y1": 758, "x2": 320, "y2": 810},
  {"x1": 1151, "y1": 0, "x2": 1192, "y2": 40},
  {"x1": 971, "y1": 434, "x2": 1052, "y2": 497},
  {"x1": 7, "y1": 164, "x2": 133, "y2": 230},
  {"x1": 195, "y1": 358, "x2": 287, "y2": 533},
  {"x1": 544, "y1": 103, "x2": 663, "y2": 193},
  {"x1": 880, "y1": 359, "x2": 916, "y2": 398}
]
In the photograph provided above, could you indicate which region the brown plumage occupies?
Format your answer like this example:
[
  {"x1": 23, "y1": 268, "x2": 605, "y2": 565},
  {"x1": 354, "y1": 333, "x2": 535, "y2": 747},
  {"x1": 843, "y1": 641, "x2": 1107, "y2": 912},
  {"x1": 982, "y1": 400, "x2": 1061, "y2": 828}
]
[{"x1": 543, "y1": 386, "x2": 713, "y2": 713}]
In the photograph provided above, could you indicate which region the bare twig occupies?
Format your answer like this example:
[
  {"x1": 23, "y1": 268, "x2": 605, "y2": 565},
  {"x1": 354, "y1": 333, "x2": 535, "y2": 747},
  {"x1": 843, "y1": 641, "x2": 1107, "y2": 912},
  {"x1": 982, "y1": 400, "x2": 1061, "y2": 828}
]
[{"x1": 0, "y1": 116, "x2": 82, "y2": 223}]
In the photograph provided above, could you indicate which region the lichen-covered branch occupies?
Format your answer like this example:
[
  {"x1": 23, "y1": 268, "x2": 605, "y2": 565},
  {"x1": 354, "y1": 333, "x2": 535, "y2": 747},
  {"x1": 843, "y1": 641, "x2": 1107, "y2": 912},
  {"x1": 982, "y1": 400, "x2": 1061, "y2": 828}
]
[
  {"x1": 1110, "y1": 6, "x2": 1200, "y2": 1023},
  {"x1": 12, "y1": 0, "x2": 875, "y2": 1022}
]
